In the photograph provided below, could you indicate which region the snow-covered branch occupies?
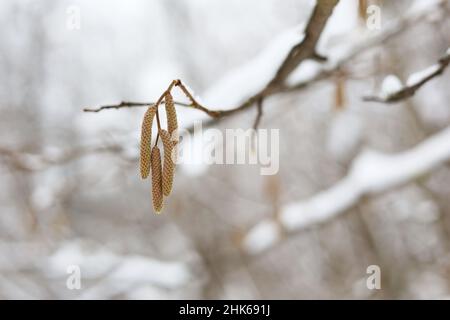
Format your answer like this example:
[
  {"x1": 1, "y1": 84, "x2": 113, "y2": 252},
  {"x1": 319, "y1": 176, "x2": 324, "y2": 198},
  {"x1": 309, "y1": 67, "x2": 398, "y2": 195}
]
[
  {"x1": 266, "y1": 0, "x2": 339, "y2": 88},
  {"x1": 243, "y1": 125, "x2": 450, "y2": 254},
  {"x1": 363, "y1": 49, "x2": 450, "y2": 103},
  {"x1": 6, "y1": 2, "x2": 448, "y2": 171},
  {"x1": 83, "y1": 0, "x2": 340, "y2": 122},
  {"x1": 45, "y1": 240, "x2": 191, "y2": 299},
  {"x1": 283, "y1": 0, "x2": 449, "y2": 93},
  {"x1": 83, "y1": 0, "x2": 447, "y2": 131}
]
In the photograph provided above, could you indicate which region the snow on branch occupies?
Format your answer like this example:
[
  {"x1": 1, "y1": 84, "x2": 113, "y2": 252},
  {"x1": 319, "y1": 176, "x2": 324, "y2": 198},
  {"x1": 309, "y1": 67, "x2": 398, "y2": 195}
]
[
  {"x1": 8, "y1": 2, "x2": 447, "y2": 170},
  {"x1": 83, "y1": 0, "x2": 340, "y2": 125},
  {"x1": 283, "y1": 0, "x2": 448, "y2": 93},
  {"x1": 243, "y1": 125, "x2": 450, "y2": 254},
  {"x1": 83, "y1": 0, "x2": 447, "y2": 130},
  {"x1": 266, "y1": 0, "x2": 339, "y2": 89},
  {"x1": 45, "y1": 240, "x2": 191, "y2": 299},
  {"x1": 363, "y1": 49, "x2": 450, "y2": 103}
]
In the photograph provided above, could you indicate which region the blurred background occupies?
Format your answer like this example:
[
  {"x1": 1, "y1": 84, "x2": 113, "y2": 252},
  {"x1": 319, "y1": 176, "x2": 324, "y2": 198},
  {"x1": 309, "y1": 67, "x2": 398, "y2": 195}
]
[{"x1": 1, "y1": 0, "x2": 450, "y2": 299}]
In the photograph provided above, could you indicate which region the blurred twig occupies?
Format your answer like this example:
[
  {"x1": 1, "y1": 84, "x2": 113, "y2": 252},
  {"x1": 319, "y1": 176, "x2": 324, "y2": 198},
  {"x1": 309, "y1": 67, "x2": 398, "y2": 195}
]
[
  {"x1": 252, "y1": 98, "x2": 264, "y2": 130},
  {"x1": 0, "y1": 144, "x2": 130, "y2": 172},
  {"x1": 243, "y1": 125, "x2": 450, "y2": 254},
  {"x1": 363, "y1": 51, "x2": 450, "y2": 103}
]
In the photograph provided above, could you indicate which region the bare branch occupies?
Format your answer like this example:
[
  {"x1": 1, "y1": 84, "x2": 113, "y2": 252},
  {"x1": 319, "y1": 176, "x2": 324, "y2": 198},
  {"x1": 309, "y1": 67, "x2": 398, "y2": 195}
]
[
  {"x1": 363, "y1": 51, "x2": 450, "y2": 103},
  {"x1": 83, "y1": 101, "x2": 191, "y2": 113}
]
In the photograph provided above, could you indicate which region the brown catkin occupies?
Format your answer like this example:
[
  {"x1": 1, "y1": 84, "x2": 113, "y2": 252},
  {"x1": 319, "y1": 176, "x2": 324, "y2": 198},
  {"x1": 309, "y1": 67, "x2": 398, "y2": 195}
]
[
  {"x1": 140, "y1": 105, "x2": 157, "y2": 179},
  {"x1": 358, "y1": 0, "x2": 367, "y2": 21},
  {"x1": 334, "y1": 76, "x2": 346, "y2": 110},
  {"x1": 151, "y1": 146, "x2": 163, "y2": 213},
  {"x1": 160, "y1": 129, "x2": 176, "y2": 196},
  {"x1": 164, "y1": 92, "x2": 178, "y2": 137}
]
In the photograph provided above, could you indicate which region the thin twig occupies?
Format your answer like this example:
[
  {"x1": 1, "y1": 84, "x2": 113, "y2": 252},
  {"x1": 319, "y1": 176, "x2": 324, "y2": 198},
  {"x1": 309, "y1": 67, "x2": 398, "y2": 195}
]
[
  {"x1": 155, "y1": 108, "x2": 162, "y2": 146},
  {"x1": 363, "y1": 51, "x2": 450, "y2": 103},
  {"x1": 253, "y1": 98, "x2": 264, "y2": 130},
  {"x1": 173, "y1": 80, "x2": 222, "y2": 118},
  {"x1": 0, "y1": 144, "x2": 129, "y2": 172},
  {"x1": 83, "y1": 100, "x2": 191, "y2": 112}
]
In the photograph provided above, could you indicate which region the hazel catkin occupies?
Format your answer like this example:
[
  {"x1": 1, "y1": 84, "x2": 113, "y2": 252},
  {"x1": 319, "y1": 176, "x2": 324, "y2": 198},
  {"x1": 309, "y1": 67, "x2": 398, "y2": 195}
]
[
  {"x1": 151, "y1": 146, "x2": 164, "y2": 213},
  {"x1": 160, "y1": 129, "x2": 176, "y2": 196},
  {"x1": 140, "y1": 105, "x2": 157, "y2": 179},
  {"x1": 165, "y1": 92, "x2": 178, "y2": 137}
]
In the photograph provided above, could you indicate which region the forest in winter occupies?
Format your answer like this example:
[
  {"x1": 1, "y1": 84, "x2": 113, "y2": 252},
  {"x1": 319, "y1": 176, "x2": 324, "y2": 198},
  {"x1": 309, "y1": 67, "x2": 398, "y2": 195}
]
[{"x1": 1, "y1": 0, "x2": 450, "y2": 299}]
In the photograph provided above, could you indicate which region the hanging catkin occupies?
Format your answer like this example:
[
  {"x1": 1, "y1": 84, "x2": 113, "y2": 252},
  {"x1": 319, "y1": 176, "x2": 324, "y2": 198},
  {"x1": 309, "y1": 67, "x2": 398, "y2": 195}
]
[
  {"x1": 334, "y1": 76, "x2": 346, "y2": 110},
  {"x1": 140, "y1": 105, "x2": 157, "y2": 179},
  {"x1": 165, "y1": 92, "x2": 178, "y2": 137},
  {"x1": 138, "y1": 83, "x2": 186, "y2": 214},
  {"x1": 151, "y1": 146, "x2": 164, "y2": 213},
  {"x1": 358, "y1": 0, "x2": 368, "y2": 21},
  {"x1": 160, "y1": 129, "x2": 175, "y2": 196}
]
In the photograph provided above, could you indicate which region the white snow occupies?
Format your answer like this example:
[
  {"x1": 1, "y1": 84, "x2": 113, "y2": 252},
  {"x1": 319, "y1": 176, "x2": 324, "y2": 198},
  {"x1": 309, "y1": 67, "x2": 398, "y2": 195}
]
[
  {"x1": 242, "y1": 221, "x2": 281, "y2": 255},
  {"x1": 281, "y1": 177, "x2": 359, "y2": 230},
  {"x1": 286, "y1": 60, "x2": 323, "y2": 86},
  {"x1": 79, "y1": 255, "x2": 190, "y2": 299},
  {"x1": 410, "y1": 0, "x2": 444, "y2": 15},
  {"x1": 45, "y1": 240, "x2": 190, "y2": 297},
  {"x1": 181, "y1": 80, "x2": 207, "y2": 107},
  {"x1": 406, "y1": 63, "x2": 440, "y2": 87},
  {"x1": 179, "y1": 25, "x2": 306, "y2": 176},
  {"x1": 176, "y1": 0, "x2": 445, "y2": 177},
  {"x1": 45, "y1": 241, "x2": 120, "y2": 278},
  {"x1": 380, "y1": 75, "x2": 403, "y2": 98},
  {"x1": 199, "y1": 0, "x2": 361, "y2": 110},
  {"x1": 202, "y1": 25, "x2": 305, "y2": 108},
  {"x1": 244, "y1": 125, "x2": 450, "y2": 253},
  {"x1": 103, "y1": 256, "x2": 189, "y2": 288},
  {"x1": 316, "y1": 0, "x2": 360, "y2": 55}
]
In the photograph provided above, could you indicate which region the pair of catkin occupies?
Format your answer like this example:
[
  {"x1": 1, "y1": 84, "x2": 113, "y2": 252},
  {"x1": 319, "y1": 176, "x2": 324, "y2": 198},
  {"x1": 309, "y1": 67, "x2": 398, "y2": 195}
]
[{"x1": 140, "y1": 92, "x2": 178, "y2": 213}]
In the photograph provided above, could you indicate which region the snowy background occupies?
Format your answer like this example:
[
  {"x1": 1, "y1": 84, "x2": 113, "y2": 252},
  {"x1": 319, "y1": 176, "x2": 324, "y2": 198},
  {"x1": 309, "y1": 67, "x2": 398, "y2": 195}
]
[{"x1": 1, "y1": 0, "x2": 450, "y2": 299}]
